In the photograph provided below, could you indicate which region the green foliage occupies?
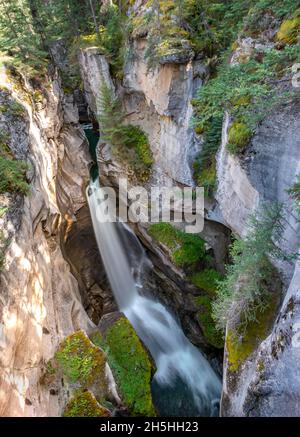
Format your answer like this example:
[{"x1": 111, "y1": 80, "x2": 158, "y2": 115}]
[
  {"x1": 192, "y1": 269, "x2": 224, "y2": 348},
  {"x1": 194, "y1": 295, "x2": 224, "y2": 349},
  {"x1": 193, "y1": 42, "x2": 300, "y2": 180},
  {"x1": 0, "y1": 156, "x2": 29, "y2": 195},
  {"x1": 227, "y1": 121, "x2": 252, "y2": 154},
  {"x1": 190, "y1": 268, "x2": 223, "y2": 294},
  {"x1": 92, "y1": 317, "x2": 156, "y2": 417},
  {"x1": 288, "y1": 173, "x2": 300, "y2": 212},
  {"x1": 121, "y1": 124, "x2": 154, "y2": 178},
  {"x1": 243, "y1": 0, "x2": 299, "y2": 36},
  {"x1": 55, "y1": 330, "x2": 106, "y2": 387},
  {"x1": 193, "y1": 116, "x2": 223, "y2": 197},
  {"x1": 0, "y1": 0, "x2": 110, "y2": 77},
  {"x1": 194, "y1": 45, "x2": 300, "y2": 132},
  {"x1": 212, "y1": 203, "x2": 293, "y2": 334},
  {"x1": 141, "y1": 0, "x2": 255, "y2": 69},
  {"x1": 63, "y1": 390, "x2": 110, "y2": 417},
  {"x1": 99, "y1": 84, "x2": 153, "y2": 181},
  {"x1": 98, "y1": 83, "x2": 125, "y2": 144},
  {"x1": 0, "y1": 0, "x2": 49, "y2": 76},
  {"x1": 148, "y1": 223, "x2": 207, "y2": 269},
  {"x1": 0, "y1": 100, "x2": 26, "y2": 118},
  {"x1": 98, "y1": 4, "x2": 126, "y2": 78},
  {"x1": 276, "y1": 8, "x2": 300, "y2": 44}
]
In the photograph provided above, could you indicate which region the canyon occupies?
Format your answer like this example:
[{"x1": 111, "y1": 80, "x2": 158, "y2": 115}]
[{"x1": 0, "y1": 0, "x2": 299, "y2": 418}]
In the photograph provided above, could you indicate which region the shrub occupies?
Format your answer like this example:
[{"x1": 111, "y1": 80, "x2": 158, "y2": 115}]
[
  {"x1": 190, "y1": 268, "x2": 223, "y2": 294},
  {"x1": 98, "y1": 4, "x2": 126, "y2": 78},
  {"x1": 226, "y1": 121, "x2": 252, "y2": 154},
  {"x1": 0, "y1": 156, "x2": 29, "y2": 194},
  {"x1": 212, "y1": 203, "x2": 295, "y2": 334},
  {"x1": 194, "y1": 295, "x2": 224, "y2": 349},
  {"x1": 193, "y1": 44, "x2": 300, "y2": 142}
]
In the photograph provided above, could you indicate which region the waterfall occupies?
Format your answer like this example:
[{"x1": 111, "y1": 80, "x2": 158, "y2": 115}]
[{"x1": 87, "y1": 178, "x2": 221, "y2": 416}]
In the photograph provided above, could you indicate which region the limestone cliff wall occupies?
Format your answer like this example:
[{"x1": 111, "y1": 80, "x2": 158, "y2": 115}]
[
  {"x1": 215, "y1": 39, "x2": 300, "y2": 416},
  {"x1": 78, "y1": 42, "x2": 206, "y2": 186},
  {"x1": 0, "y1": 71, "x2": 92, "y2": 416}
]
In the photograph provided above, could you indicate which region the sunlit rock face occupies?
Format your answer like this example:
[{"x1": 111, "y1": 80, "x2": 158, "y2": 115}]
[{"x1": 0, "y1": 73, "x2": 92, "y2": 416}]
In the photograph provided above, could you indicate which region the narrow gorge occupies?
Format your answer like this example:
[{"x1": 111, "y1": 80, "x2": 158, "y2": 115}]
[{"x1": 0, "y1": 0, "x2": 299, "y2": 419}]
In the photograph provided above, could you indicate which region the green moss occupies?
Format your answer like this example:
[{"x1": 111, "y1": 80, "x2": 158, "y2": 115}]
[
  {"x1": 194, "y1": 295, "x2": 224, "y2": 349},
  {"x1": 226, "y1": 292, "x2": 279, "y2": 372},
  {"x1": 63, "y1": 390, "x2": 111, "y2": 417},
  {"x1": 148, "y1": 223, "x2": 207, "y2": 269},
  {"x1": 192, "y1": 269, "x2": 224, "y2": 349},
  {"x1": 190, "y1": 269, "x2": 223, "y2": 294},
  {"x1": 276, "y1": 8, "x2": 300, "y2": 45},
  {"x1": 92, "y1": 317, "x2": 156, "y2": 417},
  {"x1": 227, "y1": 122, "x2": 252, "y2": 154},
  {"x1": 55, "y1": 330, "x2": 106, "y2": 387},
  {"x1": 196, "y1": 162, "x2": 217, "y2": 198},
  {"x1": 122, "y1": 124, "x2": 154, "y2": 179}
]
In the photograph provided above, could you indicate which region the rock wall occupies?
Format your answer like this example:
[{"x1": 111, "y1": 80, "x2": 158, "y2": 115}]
[
  {"x1": 78, "y1": 42, "x2": 207, "y2": 186},
  {"x1": 219, "y1": 99, "x2": 300, "y2": 417},
  {"x1": 0, "y1": 71, "x2": 93, "y2": 416}
]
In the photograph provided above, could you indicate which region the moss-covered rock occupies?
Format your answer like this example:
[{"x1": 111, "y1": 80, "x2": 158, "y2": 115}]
[
  {"x1": 192, "y1": 269, "x2": 224, "y2": 349},
  {"x1": 276, "y1": 8, "x2": 300, "y2": 45},
  {"x1": 227, "y1": 121, "x2": 252, "y2": 154},
  {"x1": 91, "y1": 315, "x2": 156, "y2": 417},
  {"x1": 63, "y1": 390, "x2": 111, "y2": 417},
  {"x1": 148, "y1": 223, "x2": 207, "y2": 270},
  {"x1": 55, "y1": 330, "x2": 106, "y2": 388},
  {"x1": 226, "y1": 291, "x2": 280, "y2": 372}
]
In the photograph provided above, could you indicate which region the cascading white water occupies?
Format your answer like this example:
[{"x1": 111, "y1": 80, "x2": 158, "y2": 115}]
[{"x1": 87, "y1": 179, "x2": 221, "y2": 416}]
